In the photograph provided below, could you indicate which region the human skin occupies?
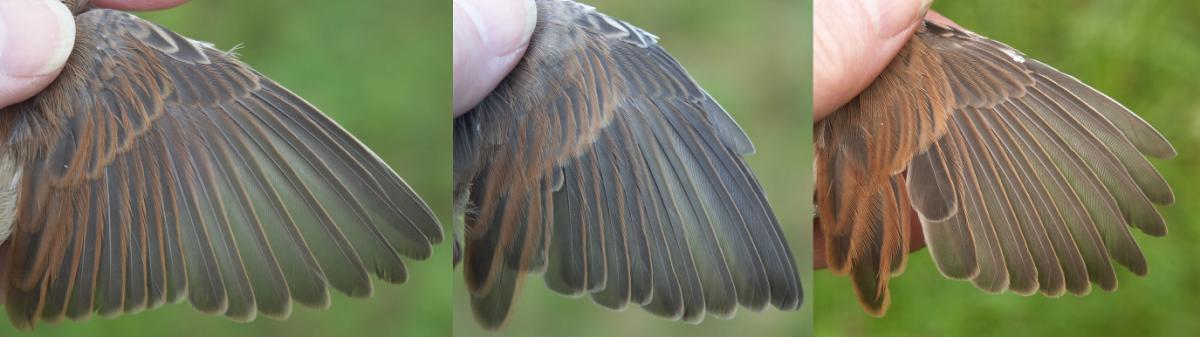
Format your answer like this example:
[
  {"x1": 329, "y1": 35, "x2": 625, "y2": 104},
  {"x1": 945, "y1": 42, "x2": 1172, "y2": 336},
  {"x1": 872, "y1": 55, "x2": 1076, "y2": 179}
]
[{"x1": 452, "y1": 0, "x2": 535, "y2": 116}]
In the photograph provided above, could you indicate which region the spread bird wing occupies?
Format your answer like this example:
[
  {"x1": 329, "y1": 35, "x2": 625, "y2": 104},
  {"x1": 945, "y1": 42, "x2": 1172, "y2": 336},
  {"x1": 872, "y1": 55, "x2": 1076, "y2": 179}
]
[
  {"x1": 455, "y1": 0, "x2": 800, "y2": 329},
  {"x1": 0, "y1": 10, "x2": 441, "y2": 329},
  {"x1": 815, "y1": 20, "x2": 1173, "y2": 315}
]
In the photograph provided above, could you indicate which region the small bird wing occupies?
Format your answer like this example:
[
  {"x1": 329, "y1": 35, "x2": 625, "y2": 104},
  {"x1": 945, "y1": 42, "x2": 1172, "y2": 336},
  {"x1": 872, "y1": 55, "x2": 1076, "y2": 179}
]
[
  {"x1": 455, "y1": 0, "x2": 800, "y2": 329},
  {"x1": 0, "y1": 10, "x2": 441, "y2": 329},
  {"x1": 815, "y1": 21, "x2": 1173, "y2": 315}
]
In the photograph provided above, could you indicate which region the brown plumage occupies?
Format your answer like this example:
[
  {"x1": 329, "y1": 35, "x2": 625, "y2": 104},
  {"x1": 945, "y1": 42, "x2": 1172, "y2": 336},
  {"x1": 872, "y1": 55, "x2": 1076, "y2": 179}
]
[
  {"x1": 815, "y1": 20, "x2": 1174, "y2": 315},
  {"x1": 454, "y1": 0, "x2": 801, "y2": 329},
  {"x1": 0, "y1": 0, "x2": 442, "y2": 329}
]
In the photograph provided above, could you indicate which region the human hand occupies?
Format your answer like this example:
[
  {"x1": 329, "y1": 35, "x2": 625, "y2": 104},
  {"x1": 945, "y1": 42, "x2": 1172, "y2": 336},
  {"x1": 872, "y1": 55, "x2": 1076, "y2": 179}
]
[
  {"x1": 0, "y1": 0, "x2": 188, "y2": 108},
  {"x1": 453, "y1": 0, "x2": 536, "y2": 116},
  {"x1": 813, "y1": 0, "x2": 957, "y2": 269},
  {"x1": 814, "y1": 0, "x2": 948, "y2": 120}
]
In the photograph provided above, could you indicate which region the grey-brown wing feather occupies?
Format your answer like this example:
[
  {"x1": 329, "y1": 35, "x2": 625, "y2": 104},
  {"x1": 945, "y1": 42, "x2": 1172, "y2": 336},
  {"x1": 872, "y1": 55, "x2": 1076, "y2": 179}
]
[
  {"x1": 1, "y1": 10, "x2": 441, "y2": 329},
  {"x1": 455, "y1": 0, "x2": 799, "y2": 329},
  {"x1": 912, "y1": 21, "x2": 1172, "y2": 295}
]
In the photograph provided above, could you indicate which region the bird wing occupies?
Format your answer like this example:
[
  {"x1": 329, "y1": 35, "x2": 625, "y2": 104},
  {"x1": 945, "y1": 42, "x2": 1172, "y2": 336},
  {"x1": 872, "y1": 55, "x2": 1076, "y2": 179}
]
[
  {"x1": 455, "y1": 0, "x2": 800, "y2": 328},
  {"x1": 815, "y1": 20, "x2": 1173, "y2": 315},
  {"x1": 0, "y1": 10, "x2": 441, "y2": 329}
]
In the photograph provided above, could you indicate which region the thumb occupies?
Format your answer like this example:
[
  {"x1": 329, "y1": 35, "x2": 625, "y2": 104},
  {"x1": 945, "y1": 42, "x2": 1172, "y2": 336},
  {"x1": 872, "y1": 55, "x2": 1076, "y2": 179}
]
[
  {"x1": 813, "y1": 0, "x2": 931, "y2": 120},
  {"x1": 453, "y1": 0, "x2": 536, "y2": 117},
  {"x1": 0, "y1": 0, "x2": 75, "y2": 108}
]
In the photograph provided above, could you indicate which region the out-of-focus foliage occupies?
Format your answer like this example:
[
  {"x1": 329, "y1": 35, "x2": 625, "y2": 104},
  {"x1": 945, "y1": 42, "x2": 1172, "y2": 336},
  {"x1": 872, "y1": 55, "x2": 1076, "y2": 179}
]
[
  {"x1": 0, "y1": 0, "x2": 451, "y2": 335},
  {"x1": 452, "y1": 0, "x2": 812, "y2": 336},
  {"x1": 816, "y1": 1, "x2": 1200, "y2": 336}
]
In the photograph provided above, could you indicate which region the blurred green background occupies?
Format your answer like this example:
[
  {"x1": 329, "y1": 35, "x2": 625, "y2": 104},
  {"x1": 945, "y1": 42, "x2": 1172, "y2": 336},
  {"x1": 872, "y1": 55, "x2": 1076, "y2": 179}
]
[
  {"x1": 452, "y1": 0, "x2": 812, "y2": 336},
  {"x1": 0, "y1": 0, "x2": 451, "y2": 336},
  {"x1": 815, "y1": 1, "x2": 1200, "y2": 336}
]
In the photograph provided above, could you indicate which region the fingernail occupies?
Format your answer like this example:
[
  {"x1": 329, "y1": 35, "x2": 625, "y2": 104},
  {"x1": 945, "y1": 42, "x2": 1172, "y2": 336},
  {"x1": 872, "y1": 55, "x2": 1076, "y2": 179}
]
[
  {"x1": 868, "y1": 0, "x2": 930, "y2": 39},
  {"x1": 0, "y1": 0, "x2": 76, "y2": 77},
  {"x1": 520, "y1": 0, "x2": 536, "y2": 48},
  {"x1": 457, "y1": 0, "x2": 536, "y2": 57},
  {"x1": 918, "y1": 0, "x2": 933, "y2": 20}
]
